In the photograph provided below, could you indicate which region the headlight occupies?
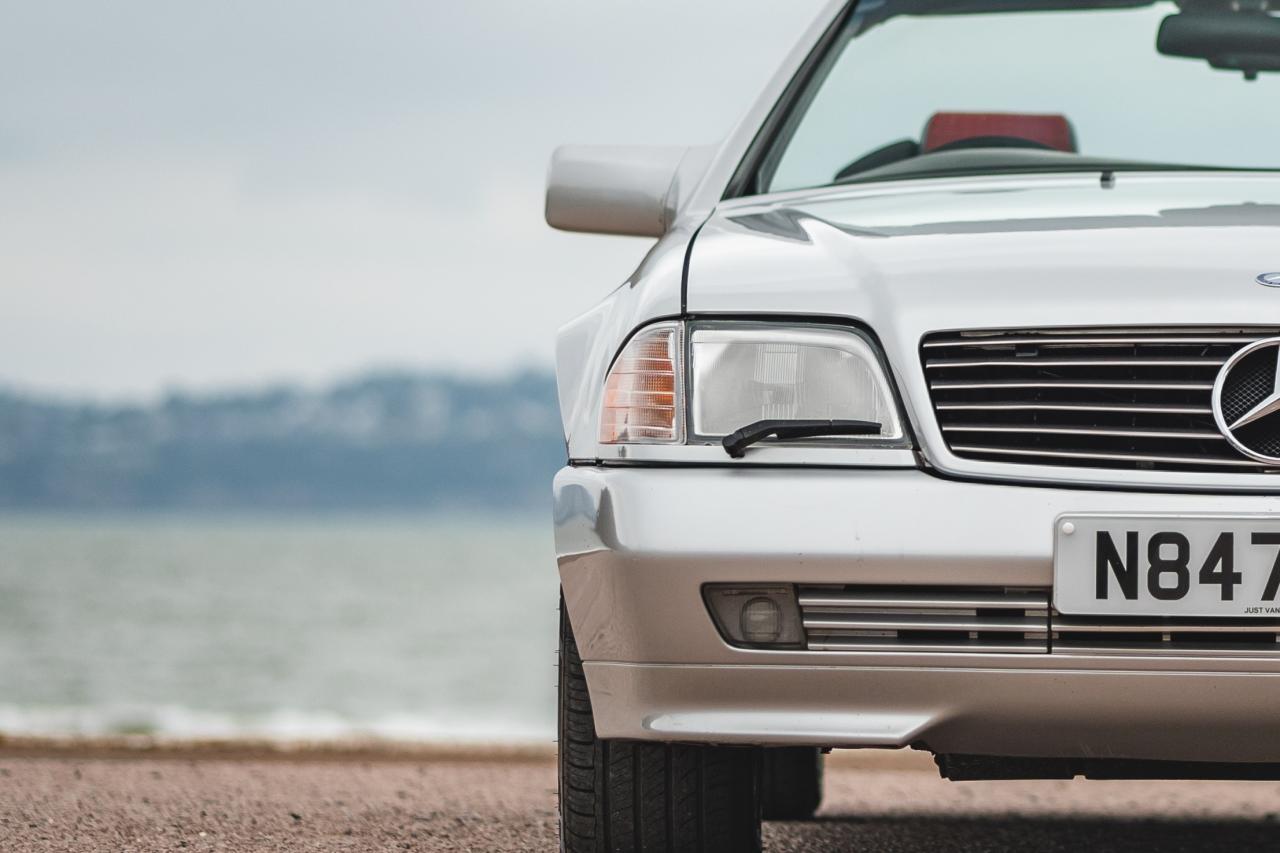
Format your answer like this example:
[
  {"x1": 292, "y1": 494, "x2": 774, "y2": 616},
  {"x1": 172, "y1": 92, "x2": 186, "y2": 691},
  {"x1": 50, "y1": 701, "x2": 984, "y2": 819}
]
[
  {"x1": 689, "y1": 322, "x2": 905, "y2": 444},
  {"x1": 599, "y1": 320, "x2": 907, "y2": 455}
]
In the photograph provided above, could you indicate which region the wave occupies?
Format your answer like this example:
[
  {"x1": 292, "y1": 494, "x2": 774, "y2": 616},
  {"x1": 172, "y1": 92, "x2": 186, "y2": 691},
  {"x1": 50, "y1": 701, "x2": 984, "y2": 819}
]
[{"x1": 0, "y1": 704, "x2": 553, "y2": 746}]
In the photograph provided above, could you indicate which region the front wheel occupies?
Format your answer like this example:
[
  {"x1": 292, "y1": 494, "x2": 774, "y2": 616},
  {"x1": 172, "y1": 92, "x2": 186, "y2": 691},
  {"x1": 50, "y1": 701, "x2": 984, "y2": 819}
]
[{"x1": 558, "y1": 596, "x2": 762, "y2": 853}]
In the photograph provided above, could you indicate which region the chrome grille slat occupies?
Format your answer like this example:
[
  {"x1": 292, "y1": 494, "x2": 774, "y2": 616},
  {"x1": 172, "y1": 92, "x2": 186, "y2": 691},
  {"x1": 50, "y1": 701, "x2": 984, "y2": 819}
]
[
  {"x1": 950, "y1": 445, "x2": 1270, "y2": 468},
  {"x1": 793, "y1": 585, "x2": 1280, "y2": 658},
  {"x1": 804, "y1": 614, "x2": 1045, "y2": 633},
  {"x1": 923, "y1": 327, "x2": 1280, "y2": 474},
  {"x1": 926, "y1": 359, "x2": 1228, "y2": 369},
  {"x1": 1053, "y1": 608, "x2": 1280, "y2": 658},
  {"x1": 1053, "y1": 643, "x2": 1280, "y2": 657},
  {"x1": 935, "y1": 403, "x2": 1213, "y2": 415},
  {"x1": 797, "y1": 585, "x2": 1050, "y2": 654},
  {"x1": 923, "y1": 336, "x2": 1268, "y2": 348},
  {"x1": 944, "y1": 425, "x2": 1225, "y2": 440},
  {"x1": 798, "y1": 589, "x2": 1046, "y2": 610},
  {"x1": 931, "y1": 380, "x2": 1216, "y2": 391},
  {"x1": 1054, "y1": 618, "x2": 1280, "y2": 634},
  {"x1": 807, "y1": 639, "x2": 1047, "y2": 654}
]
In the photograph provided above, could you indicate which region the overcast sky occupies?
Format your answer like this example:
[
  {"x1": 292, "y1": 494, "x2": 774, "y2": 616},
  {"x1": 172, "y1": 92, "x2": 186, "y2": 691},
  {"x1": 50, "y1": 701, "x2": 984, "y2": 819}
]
[{"x1": 0, "y1": 1, "x2": 827, "y2": 399}]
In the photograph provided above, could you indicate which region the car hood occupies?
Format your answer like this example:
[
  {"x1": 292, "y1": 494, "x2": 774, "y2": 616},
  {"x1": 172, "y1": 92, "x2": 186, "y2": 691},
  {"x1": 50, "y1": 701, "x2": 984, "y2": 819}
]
[
  {"x1": 685, "y1": 171, "x2": 1280, "y2": 487},
  {"x1": 688, "y1": 172, "x2": 1280, "y2": 328}
]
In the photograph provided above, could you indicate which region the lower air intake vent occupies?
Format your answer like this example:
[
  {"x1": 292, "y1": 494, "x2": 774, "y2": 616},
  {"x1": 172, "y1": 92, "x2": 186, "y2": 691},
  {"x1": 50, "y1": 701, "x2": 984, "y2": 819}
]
[
  {"x1": 797, "y1": 585, "x2": 1050, "y2": 654},
  {"x1": 1053, "y1": 615, "x2": 1280, "y2": 657},
  {"x1": 792, "y1": 586, "x2": 1280, "y2": 658}
]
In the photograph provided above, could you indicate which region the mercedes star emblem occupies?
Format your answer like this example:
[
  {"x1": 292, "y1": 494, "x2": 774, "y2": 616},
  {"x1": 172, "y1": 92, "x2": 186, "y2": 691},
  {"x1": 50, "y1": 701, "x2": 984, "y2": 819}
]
[{"x1": 1213, "y1": 337, "x2": 1280, "y2": 465}]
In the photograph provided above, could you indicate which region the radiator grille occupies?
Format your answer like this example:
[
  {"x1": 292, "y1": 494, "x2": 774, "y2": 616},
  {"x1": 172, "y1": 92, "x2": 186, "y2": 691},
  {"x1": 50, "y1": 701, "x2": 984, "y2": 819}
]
[
  {"x1": 797, "y1": 585, "x2": 1280, "y2": 658},
  {"x1": 921, "y1": 328, "x2": 1280, "y2": 473}
]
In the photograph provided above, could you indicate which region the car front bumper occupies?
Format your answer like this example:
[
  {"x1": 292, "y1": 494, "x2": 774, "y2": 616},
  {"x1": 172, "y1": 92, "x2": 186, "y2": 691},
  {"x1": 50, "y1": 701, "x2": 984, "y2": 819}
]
[{"x1": 554, "y1": 465, "x2": 1280, "y2": 763}]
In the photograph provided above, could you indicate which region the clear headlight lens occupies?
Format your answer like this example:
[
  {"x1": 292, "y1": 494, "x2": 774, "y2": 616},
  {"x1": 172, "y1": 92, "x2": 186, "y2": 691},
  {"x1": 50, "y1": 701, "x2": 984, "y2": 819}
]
[
  {"x1": 599, "y1": 322, "x2": 683, "y2": 445},
  {"x1": 689, "y1": 323, "x2": 904, "y2": 443}
]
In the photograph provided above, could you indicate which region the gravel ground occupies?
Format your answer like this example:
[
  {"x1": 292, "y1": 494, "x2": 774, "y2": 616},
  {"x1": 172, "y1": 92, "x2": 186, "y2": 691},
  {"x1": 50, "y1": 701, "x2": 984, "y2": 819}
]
[{"x1": 6, "y1": 750, "x2": 1280, "y2": 851}]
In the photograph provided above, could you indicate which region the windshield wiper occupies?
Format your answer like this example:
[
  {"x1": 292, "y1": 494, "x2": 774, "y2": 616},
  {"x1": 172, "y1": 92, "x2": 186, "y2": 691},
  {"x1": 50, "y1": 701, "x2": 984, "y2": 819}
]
[{"x1": 722, "y1": 419, "x2": 883, "y2": 459}]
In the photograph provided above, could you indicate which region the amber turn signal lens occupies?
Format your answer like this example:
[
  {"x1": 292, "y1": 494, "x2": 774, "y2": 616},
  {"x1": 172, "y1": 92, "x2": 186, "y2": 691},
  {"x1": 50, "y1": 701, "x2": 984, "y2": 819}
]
[{"x1": 600, "y1": 324, "x2": 683, "y2": 445}]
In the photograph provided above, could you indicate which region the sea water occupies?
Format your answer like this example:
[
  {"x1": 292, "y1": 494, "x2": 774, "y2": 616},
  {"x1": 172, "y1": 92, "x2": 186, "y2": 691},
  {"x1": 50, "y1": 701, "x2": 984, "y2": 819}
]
[{"x1": 0, "y1": 513, "x2": 559, "y2": 744}]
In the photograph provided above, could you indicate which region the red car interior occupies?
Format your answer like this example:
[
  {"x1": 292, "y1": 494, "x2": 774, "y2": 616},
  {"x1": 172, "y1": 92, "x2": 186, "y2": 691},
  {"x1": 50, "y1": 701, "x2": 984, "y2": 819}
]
[{"x1": 922, "y1": 111, "x2": 1078, "y2": 153}]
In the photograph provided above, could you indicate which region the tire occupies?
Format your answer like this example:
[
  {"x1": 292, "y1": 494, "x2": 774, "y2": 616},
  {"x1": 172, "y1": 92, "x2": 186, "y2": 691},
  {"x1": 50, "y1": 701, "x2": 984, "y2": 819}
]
[
  {"x1": 558, "y1": 596, "x2": 762, "y2": 853},
  {"x1": 760, "y1": 748, "x2": 823, "y2": 821}
]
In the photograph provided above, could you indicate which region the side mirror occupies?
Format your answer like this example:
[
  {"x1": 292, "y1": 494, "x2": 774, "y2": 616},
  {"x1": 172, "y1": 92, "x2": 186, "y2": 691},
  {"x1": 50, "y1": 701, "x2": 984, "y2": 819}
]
[
  {"x1": 1159, "y1": 12, "x2": 1280, "y2": 80},
  {"x1": 545, "y1": 145, "x2": 712, "y2": 238}
]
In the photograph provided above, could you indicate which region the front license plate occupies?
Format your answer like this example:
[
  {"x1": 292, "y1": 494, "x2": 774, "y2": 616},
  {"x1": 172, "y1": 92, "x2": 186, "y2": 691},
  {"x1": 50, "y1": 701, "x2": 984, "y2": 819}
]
[{"x1": 1055, "y1": 515, "x2": 1280, "y2": 618}]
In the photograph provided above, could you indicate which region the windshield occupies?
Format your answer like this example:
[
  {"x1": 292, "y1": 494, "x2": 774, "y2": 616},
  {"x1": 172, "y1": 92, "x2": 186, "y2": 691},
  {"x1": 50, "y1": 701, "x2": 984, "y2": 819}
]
[{"x1": 758, "y1": 1, "x2": 1280, "y2": 194}]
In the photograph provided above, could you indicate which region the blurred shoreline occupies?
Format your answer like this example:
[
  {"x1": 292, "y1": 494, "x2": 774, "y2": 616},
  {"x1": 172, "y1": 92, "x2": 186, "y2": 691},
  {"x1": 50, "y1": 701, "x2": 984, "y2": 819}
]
[
  {"x1": 0, "y1": 734, "x2": 935, "y2": 772},
  {"x1": 0, "y1": 370, "x2": 562, "y2": 513},
  {"x1": 0, "y1": 734, "x2": 555, "y2": 765}
]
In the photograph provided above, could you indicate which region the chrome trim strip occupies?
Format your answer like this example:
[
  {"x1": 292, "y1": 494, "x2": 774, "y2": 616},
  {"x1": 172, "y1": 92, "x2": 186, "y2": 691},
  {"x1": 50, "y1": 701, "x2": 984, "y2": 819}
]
[
  {"x1": 926, "y1": 358, "x2": 1227, "y2": 369},
  {"x1": 943, "y1": 425, "x2": 1225, "y2": 440},
  {"x1": 1053, "y1": 643, "x2": 1280, "y2": 657},
  {"x1": 923, "y1": 335, "x2": 1269, "y2": 349},
  {"x1": 935, "y1": 403, "x2": 1213, "y2": 415},
  {"x1": 950, "y1": 445, "x2": 1269, "y2": 468},
  {"x1": 806, "y1": 639, "x2": 1047, "y2": 654},
  {"x1": 1055, "y1": 619, "x2": 1280, "y2": 634},
  {"x1": 932, "y1": 380, "x2": 1216, "y2": 391},
  {"x1": 803, "y1": 614, "x2": 1045, "y2": 633},
  {"x1": 798, "y1": 590, "x2": 1046, "y2": 610}
]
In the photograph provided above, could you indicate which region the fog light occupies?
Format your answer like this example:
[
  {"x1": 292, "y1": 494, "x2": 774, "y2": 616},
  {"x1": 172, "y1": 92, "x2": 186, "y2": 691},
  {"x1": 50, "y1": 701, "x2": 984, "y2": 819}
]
[
  {"x1": 703, "y1": 585, "x2": 804, "y2": 648},
  {"x1": 741, "y1": 597, "x2": 781, "y2": 643}
]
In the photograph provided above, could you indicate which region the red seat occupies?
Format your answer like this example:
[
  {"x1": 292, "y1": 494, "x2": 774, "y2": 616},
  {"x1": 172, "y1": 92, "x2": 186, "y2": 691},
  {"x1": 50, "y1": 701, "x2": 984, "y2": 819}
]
[{"x1": 922, "y1": 112, "x2": 1078, "y2": 153}]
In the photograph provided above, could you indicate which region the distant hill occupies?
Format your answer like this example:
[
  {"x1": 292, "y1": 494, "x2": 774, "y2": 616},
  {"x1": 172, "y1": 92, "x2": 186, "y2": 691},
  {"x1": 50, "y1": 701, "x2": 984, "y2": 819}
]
[{"x1": 0, "y1": 372, "x2": 565, "y2": 511}]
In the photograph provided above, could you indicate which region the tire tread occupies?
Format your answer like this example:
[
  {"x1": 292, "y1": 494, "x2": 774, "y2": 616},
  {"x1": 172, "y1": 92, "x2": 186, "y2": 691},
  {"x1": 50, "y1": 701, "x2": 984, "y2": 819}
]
[{"x1": 558, "y1": 597, "x2": 760, "y2": 852}]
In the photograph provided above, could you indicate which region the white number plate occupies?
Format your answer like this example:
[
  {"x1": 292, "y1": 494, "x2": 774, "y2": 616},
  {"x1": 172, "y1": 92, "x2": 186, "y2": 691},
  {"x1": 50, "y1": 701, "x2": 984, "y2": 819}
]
[{"x1": 1054, "y1": 515, "x2": 1280, "y2": 618}]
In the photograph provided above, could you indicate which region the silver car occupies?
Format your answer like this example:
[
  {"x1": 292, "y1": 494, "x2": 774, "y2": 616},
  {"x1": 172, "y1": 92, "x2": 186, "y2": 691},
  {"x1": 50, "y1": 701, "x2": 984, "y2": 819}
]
[{"x1": 548, "y1": 2, "x2": 1280, "y2": 850}]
